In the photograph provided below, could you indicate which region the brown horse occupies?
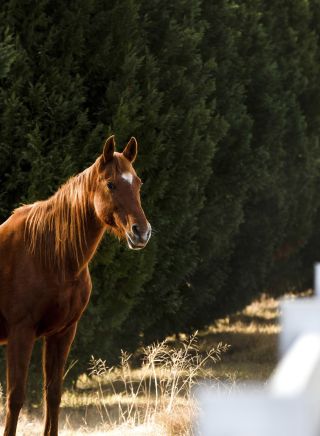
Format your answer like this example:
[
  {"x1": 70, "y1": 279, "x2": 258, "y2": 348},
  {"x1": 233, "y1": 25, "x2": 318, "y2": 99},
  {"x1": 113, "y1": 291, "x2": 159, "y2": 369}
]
[{"x1": 0, "y1": 135, "x2": 151, "y2": 436}]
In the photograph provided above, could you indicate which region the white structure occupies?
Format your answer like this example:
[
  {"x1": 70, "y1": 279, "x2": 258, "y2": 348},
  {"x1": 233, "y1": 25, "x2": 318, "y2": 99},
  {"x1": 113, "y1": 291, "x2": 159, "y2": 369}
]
[{"x1": 198, "y1": 264, "x2": 320, "y2": 436}]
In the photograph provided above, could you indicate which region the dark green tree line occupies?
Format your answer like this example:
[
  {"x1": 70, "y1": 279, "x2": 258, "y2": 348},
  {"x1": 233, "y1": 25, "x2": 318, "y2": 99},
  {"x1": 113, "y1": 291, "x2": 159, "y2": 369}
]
[{"x1": 0, "y1": 0, "x2": 320, "y2": 378}]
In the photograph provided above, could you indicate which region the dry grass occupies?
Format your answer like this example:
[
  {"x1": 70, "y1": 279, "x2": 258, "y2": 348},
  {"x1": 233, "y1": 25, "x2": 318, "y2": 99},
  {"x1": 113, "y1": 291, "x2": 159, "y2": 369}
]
[
  {"x1": 197, "y1": 293, "x2": 280, "y2": 382},
  {"x1": 58, "y1": 293, "x2": 282, "y2": 434},
  {"x1": 61, "y1": 333, "x2": 230, "y2": 435},
  {"x1": 0, "y1": 293, "x2": 287, "y2": 435}
]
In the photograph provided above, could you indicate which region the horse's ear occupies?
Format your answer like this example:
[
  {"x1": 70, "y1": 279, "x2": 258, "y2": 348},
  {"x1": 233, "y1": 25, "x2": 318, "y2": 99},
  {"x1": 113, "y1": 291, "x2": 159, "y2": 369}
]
[
  {"x1": 102, "y1": 135, "x2": 115, "y2": 163},
  {"x1": 123, "y1": 137, "x2": 138, "y2": 163}
]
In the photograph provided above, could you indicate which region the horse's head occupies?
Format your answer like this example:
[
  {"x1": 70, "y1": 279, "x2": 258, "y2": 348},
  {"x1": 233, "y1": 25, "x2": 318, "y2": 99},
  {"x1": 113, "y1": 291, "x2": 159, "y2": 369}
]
[{"x1": 94, "y1": 136, "x2": 151, "y2": 250}]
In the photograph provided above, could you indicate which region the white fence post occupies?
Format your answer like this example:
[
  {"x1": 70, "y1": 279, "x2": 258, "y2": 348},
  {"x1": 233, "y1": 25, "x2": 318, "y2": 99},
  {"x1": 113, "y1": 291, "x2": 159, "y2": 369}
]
[
  {"x1": 197, "y1": 264, "x2": 320, "y2": 436},
  {"x1": 314, "y1": 262, "x2": 320, "y2": 297}
]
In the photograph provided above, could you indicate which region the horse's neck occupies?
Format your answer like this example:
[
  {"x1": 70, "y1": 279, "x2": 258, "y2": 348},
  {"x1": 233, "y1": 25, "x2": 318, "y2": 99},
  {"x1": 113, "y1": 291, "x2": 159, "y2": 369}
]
[{"x1": 77, "y1": 209, "x2": 106, "y2": 271}]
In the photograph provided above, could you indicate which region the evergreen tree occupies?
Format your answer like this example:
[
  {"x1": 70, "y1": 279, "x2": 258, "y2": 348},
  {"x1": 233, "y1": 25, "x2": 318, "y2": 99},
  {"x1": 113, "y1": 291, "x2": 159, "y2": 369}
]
[
  {"x1": 1, "y1": 0, "x2": 320, "y2": 381},
  {"x1": 121, "y1": 0, "x2": 224, "y2": 343},
  {"x1": 185, "y1": 0, "x2": 255, "y2": 326},
  {"x1": 229, "y1": 0, "x2": 320, "y2": 302},
  {"x1": 70, "y1": 0, "x2": 157, "y2": 362}
]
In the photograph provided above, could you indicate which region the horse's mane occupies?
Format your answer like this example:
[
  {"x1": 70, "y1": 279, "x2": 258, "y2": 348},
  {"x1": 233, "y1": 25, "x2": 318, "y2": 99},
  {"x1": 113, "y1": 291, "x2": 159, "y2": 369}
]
[{"x1": 22, "y1": 164, "x2": 97, "y2": 274}]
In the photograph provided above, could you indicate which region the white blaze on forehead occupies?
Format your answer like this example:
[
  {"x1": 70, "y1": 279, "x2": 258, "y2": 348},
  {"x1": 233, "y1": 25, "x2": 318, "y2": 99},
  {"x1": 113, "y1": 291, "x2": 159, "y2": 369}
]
[{"x1": 121, "y1": 172, "x2": 133, "y2": 184}]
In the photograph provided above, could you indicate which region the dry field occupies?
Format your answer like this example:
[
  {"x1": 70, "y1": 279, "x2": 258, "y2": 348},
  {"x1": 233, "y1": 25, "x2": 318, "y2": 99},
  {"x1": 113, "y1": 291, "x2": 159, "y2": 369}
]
[{"x1": 0, "y1": 293, "x2": 288, "y2": 435}]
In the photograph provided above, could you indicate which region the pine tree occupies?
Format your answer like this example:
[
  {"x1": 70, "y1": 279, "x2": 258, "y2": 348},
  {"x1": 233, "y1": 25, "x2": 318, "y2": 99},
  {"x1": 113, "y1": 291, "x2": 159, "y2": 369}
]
[
  {"x1": 184, "y1": 0, "x2": 255, "y2": 326},
  {"x1": 69, "y1": 0, "x2": 157, "y2": 362},
  {"x1": 120, "y1": 0, "x2": 224, "y2": 343},
  {"x1": 1, "y1": 0, "x2": 320, "y2": 380}
]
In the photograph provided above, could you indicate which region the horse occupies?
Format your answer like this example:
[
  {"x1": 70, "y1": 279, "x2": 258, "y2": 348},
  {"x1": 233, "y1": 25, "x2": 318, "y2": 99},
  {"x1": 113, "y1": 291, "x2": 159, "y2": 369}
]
[{"x1": 0, "y1": 135, "x2": 151, "y2": 436}]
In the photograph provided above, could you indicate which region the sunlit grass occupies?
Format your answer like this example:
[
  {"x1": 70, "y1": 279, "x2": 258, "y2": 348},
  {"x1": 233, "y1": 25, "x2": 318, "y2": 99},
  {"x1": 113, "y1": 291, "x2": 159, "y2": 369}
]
[
  {"x1": 60, "y1": 333, "x2": 229, "y2": 435},
  {"x1": 208, "y1": 294, "x2": 280, "y2": 335},
  {"x1": 0, "y1": 292, "x2": 290, "y2": 434}
]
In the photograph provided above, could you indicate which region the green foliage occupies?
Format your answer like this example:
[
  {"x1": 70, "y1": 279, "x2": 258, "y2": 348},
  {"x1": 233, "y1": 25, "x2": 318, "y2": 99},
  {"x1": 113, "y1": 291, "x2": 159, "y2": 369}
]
[
  {"x1": 122, "y1": 0, "x2": 224, "y2": 343},
  {"x1": 0, "y1": 0, "x2": 320, "y2": 381}
]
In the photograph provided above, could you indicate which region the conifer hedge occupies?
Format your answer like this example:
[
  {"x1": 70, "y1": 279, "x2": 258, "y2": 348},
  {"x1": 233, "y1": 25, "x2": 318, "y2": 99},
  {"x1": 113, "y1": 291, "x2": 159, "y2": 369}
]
[{"x1": 1, "y1": 0, "x2": 320, "y2": 373}]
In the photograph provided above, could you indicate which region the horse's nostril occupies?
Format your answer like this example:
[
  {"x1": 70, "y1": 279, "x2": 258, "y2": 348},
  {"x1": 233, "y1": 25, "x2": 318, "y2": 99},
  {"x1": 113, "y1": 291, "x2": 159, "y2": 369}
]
[{"x1": 132, "y1": 224, "x2": 140, "y2": 237}]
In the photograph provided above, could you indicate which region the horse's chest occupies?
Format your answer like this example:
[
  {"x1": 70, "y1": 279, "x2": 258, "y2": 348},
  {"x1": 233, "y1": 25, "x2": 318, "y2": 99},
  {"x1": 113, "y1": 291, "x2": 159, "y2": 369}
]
[{"x1": 37, "y1": 281, "x2": 91, "y2": 337}]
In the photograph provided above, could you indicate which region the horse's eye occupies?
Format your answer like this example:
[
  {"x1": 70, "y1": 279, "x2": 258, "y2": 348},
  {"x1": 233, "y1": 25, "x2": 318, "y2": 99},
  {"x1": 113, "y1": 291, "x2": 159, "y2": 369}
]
[{"x1": 107, "y1": 181, "x2": 115, "y2": 191}]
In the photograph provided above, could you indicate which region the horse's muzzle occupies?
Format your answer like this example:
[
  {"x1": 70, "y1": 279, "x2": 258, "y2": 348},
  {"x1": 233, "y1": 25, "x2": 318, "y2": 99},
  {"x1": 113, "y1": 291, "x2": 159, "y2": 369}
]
[{"x1": 126, "y1": 222, "x2": 151, "y2": 250}]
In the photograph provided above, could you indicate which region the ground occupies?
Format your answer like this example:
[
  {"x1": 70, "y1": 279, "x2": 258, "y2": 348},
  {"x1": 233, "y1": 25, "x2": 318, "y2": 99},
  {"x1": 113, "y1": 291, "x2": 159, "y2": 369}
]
[
  {"x1": 198, "y1": 293, "x2": 280, "y2": 382},
  {"x1": 0, "y1": 293, "x2": 290, "y2": 435}
]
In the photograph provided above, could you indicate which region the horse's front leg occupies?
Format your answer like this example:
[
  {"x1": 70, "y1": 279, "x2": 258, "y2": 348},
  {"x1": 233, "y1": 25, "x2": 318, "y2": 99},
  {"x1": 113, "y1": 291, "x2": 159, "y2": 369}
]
[
  {"x1": 4, "y1": 325, "x2": 35, "y2": 436},
  {"x1": 43, "y1": 323, "x2": 77, "y2": 436}
]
